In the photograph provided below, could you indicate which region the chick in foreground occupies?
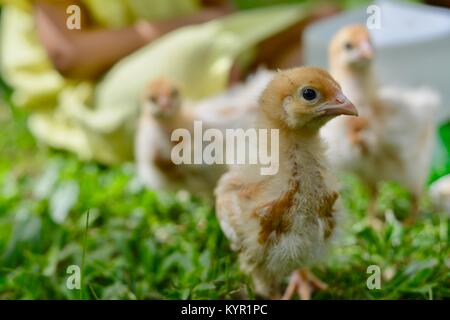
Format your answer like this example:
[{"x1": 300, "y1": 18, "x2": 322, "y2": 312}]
[
  {"x1": 321, "y1": 24, "x2": 438, "y2": 223},
  {"x1": 215, "y1": 67, "x2": 358, "y2": 299}
]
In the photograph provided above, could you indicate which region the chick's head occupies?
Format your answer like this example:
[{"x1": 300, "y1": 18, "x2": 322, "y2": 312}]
[
  {"x1": 142, "y1": 77, "x2": 182, "y2": 118},
  {"x1": 260, "y1": 67, "x2": 357, "y2": 131},
  {"x1": 329, "y1": 24, "x2": 374, "y2": 72}
]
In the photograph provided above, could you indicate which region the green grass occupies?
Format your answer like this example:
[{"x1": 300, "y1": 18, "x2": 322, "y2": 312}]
[{"x1": 0, "y1": 105, "x2": 448, "y2": 300}]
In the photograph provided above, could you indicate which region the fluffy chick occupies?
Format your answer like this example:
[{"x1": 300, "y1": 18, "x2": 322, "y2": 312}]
[
  {"x1": 321, "y1": 24, "x2": 439, "y2": 223},
  {"x1": 135, "y1": 77, "x2": 224, "y2": 197},
  {"x1": 429, "y1": 175, "x2": 450, "y2": 215},
  {"x1": 195, "y1": 68, "x2": 275, "y2": 130},
  {"x1": 135, "y1": 77, "x2": 187, "y2": 190},
  {"x1": 215, "y1": 67, "x2": 358, "y2": 299},
  {"x1": 135, "y1": 71, "x2": 274, "y2": 198}
]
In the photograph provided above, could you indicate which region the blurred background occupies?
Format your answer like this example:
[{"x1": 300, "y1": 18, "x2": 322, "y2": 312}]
[{"x1": 0, "y1": 0, "x2": 449, "y2": 299}]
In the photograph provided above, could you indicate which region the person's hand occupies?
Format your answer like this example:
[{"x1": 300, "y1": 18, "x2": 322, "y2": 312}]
[
  {"x1": 134, "y1": 3, "x2": 235, "y2": 44},
  {"x1": 228, "y1": 61, "x2": 243, "y2": 86},
  {"x1": 201, "y1": 0, "x2": 235, "y2": 15},
  {"x1": 134, "y1": 20, "x2": 159, "y2": 42}
]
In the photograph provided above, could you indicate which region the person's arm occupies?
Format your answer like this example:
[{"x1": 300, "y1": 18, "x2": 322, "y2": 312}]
[{"x1": 33, "y1": 0, "x2": 233, "y2": 80}]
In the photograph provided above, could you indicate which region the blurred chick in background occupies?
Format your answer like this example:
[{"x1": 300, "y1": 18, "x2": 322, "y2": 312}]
[
  {"x1": 136, "y1": 77, "x2": 223, "y2": 198},
  {"x1": 429, "y1": 174, "x2": 450, "y2": 216},
  {"x1": 135, "y1": 70, "x2": 273, "y2": 198},
  {"x1": 136, "y1": 77, "x2": 193, "y2": 191},
  {"x1": 215, "y1": 67, "x2": 358, "y2": 299},
  {"x1": 193, "y1": 68, "x2": 274, "y2": 129},
  {"x1": 321, "y1": 24, "x2": 439, "y2": 224}
]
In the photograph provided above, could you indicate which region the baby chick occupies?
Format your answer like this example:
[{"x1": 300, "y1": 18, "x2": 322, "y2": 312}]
[
  {"x1": 321, "y1": 24, "x2": 438, "y2": 223},
  {"x1": 135, "y1": 77, "x2": 188, "y2": 190},
  {"x1": 195, "y1": 68, "x2": 274, "y2": 130},
  {"x1": 429, "y1": 175, "x2": 450, "y2": 215},
  {"x1": 135, "y1": 70, "x2": 275, "y2": 198},
  {"x1": 135, "y1": 77, "x2": 224, "y2": 198},
  {"x1": 215, "y1": 67, "x2": 358, "y2": 299}
]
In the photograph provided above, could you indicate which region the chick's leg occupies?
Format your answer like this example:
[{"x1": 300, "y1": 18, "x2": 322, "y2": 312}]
[
  {"x1": 250, "y1": 266, "x2": 283, "y2": 299},
  {"x1": 367, "y1": 183, "x2": 383, "y2": 230},
  {"x1": 282, "y1": 269, "x2": 327, "y2": 300},
  {"x1": 404, "y1": 194, "x2": 420, "y2": 225}
]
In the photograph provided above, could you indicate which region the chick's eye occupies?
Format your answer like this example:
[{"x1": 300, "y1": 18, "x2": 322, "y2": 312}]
[
  {"x1": 301, "y1": 87, "x2": 318, "y2": 102},
  {"x1": 344, "y1": 42, "x2": 353, "y2": 50}
]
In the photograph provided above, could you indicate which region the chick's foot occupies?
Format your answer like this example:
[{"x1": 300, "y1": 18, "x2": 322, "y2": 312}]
[
  {"x1": 282, "y1": 269, "x2": 327, "y2": 300},
  {"x1": 404, "y1": 196, "x2": 420, "y2": 226}
]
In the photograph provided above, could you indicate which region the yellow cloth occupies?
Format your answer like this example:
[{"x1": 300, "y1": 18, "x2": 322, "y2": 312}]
[
  {"x1": 0, "y1": 0, "x2": 312, "y2": 164},
  {"x1": 82, "y1": 0, "x2": 201, "y2": 27}
]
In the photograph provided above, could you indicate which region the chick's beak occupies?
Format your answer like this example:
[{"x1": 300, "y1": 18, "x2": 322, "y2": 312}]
[
  {"x1": 358, "y1": 41, "x2": 374, "y2": 60},
  {"x1": 317, "y1": 93, "x2": 358, "y2": 117},
  {"x1": 158, "y1": 96, "x2": 172, "y2": 110}
]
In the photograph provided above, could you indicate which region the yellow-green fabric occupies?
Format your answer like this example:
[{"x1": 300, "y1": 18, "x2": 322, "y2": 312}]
[
  {"x1": 0, "y1": 0, "x2": 312, "y2": 164},
  {"x1": 82, "y1": 0, "x2": 201, "y2": 27}
]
